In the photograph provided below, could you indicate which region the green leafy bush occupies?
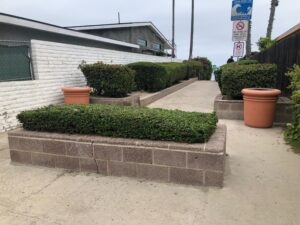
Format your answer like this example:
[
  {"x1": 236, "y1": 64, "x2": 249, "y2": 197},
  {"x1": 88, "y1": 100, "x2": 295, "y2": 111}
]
[
  {"x1": 80, "y1": 62, "x2": 135, "y2": 97},
  {"x1": 184, "y1": 60, "x2": 204, "y2": 79},
  {"x1": 257, "y1": 37, "x2": 276, "y2": 51},
  {"x1": 285, "y1": 65, "x2": 300, "y2": 146},
  {"x1": 191, "y1": 57, "x2": 213, "y2": 80},
  {"x1": 17, "y1": 105, "x2": 218, "y2": 143},
  {"x1": 128, "y1": 62, "x2": 188, "y2": 92},
  {"x1": 238, "y1": 59, "x2": 259, "y2": 65},
  {"x1": 221, "y1": 63, "x2": 277, "y2": 99},
  {"x1": 161, "y1": 63, "x2": 188, "y2": 86}
]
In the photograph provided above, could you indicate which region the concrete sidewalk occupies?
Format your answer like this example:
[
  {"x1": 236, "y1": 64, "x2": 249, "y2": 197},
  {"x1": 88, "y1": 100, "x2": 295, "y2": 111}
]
[{"x1": 0, "y1": 81, "x2": 300, "y2": 225}]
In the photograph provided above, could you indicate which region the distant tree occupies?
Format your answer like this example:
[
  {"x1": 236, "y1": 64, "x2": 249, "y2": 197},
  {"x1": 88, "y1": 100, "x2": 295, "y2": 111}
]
[
  {"x1": 189, "y1": 0, "x2": 195, "y2": 60},
  {"x1": 266, "y1": 0, "x2": 279, "y2": 38}
]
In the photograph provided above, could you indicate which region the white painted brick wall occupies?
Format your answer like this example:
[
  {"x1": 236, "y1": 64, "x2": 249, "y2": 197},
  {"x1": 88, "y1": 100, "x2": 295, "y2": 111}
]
[{"x1": 0, "y1": 40, "x2": 182, "y2": 132}]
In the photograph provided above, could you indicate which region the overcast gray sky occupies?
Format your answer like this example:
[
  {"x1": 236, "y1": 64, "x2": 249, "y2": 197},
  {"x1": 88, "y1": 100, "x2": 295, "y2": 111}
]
[{"x1": 1, "y1": 0, "x2": 299, "y2": 66}]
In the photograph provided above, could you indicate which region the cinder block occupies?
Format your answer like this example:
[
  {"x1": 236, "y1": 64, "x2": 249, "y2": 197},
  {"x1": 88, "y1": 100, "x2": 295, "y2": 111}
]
[
  {"x1": 205, "y1": 171, "x2": 224, "y2": 187},
  {"x1": 153, "y1": 150, "x2": 186, "y2": 167},
  {"x1": 43, "y1": 140, "x2": 66, "y2": 155},
  {"x1": 32, "y1": 153, "x2": 55, "y2": 168},
  {"x1": 80, "y1": 158, "x2": 107, "y2": 175},
  {"x1": 9, "y1": 137, "x2": 43, "y2": 152},
  {"x1": 136, "y1": 164, "x2": 169, "y2": 181},
  {"x1": 187, "y1": 152, "x2": 224, "y2": 171},
  {"x1": 94, "y1": 144, "x2": 122, "y2": 161},
  {"x1": 169, "y1": 168, "x2": 203, "y2": 186},
  {"x1": 65, "y1": 142, "x2": 93, "y2": 158},
  {"x1": 108, "y1": 161, "x2": 137, "y2": 177},
  {"x1": 55, "y1": 156, "x2": 79, "y2": 170},
  {"x1": 10, "y1": 150, "x2": 32, "y2": 164},
  {"x1": 123, "y1": 147, "x2": 152, "y2": 164}
]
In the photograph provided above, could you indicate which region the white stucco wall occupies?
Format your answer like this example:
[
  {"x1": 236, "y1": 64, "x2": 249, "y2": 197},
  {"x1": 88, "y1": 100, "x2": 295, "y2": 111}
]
[{"x1": 0, "y1": 40, "x2": 181, "y2": 132}]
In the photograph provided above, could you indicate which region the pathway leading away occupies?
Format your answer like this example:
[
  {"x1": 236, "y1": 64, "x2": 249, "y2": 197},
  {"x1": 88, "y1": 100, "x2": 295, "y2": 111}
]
[{"x1": 0, "y1": 81, "x2": 300, "y2": 225}]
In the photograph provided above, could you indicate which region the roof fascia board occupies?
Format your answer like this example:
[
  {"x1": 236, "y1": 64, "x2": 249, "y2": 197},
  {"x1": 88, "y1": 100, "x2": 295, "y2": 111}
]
[{"x1": 0, "y1": 14, "x2": 139, "y2": 49}]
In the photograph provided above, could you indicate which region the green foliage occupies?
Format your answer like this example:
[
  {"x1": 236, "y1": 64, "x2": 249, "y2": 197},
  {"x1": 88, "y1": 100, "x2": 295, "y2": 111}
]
[
  {"x1": 257, "y1": 37, "x2": 276, "y2": 51},
  {"x1": 221, "y1": 63, "x2": 277, "y2": 99},
  {"x1": 17, "y1": 105, "x2": 218, "y2": 143},
  {"x1": 80, "y1": 62, "x2": 135, "y2": 97},
  {"x1": 238, "y1": 59, "x2": 259, "y2": 65},
  {"x1": 285, "y1": 65, "x2": 300, "y2": 146},
  {"x1": 184, "y1": 60, "x2": 204, "y2": 79},
  {"x1": 128, "y1": 62, "x2": 188, "y2": 92},
  {"x1": 191, "y1": 57, "x2": 213, "y2": 80}
]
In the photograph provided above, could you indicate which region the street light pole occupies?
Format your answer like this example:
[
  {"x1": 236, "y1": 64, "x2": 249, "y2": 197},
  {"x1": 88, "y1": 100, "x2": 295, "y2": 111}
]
[
  {"x1": 172, "y1": 0, "x2": 175, "y2": 58},
  {"x1": 189, "y1": 0, "x2": 195, "y2": 60}
]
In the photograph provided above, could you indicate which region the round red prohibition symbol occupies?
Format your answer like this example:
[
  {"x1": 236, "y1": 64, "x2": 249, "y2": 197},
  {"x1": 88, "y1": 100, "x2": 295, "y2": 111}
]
[{"x1": 236, "y1": 21, "x2": 245, "y2": 30}]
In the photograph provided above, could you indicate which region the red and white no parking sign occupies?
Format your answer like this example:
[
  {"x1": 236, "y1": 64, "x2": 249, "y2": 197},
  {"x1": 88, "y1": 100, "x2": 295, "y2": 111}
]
[{"x1": 232, "y1": 20, "x2": 248, "y2": 42}]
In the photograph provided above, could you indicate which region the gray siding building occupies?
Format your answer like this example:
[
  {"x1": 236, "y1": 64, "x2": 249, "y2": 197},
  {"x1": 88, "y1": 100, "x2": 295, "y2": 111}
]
[{"x1": 68, "y1": 22, "x2": 173, "y2": 56}]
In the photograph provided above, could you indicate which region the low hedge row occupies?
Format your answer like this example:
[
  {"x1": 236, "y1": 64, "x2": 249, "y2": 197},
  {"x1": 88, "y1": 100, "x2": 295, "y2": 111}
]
[
  {"x1": 80, "y1": 62, "x2": 135, "y2": 97},
  {"x1": 285, "y1": 65, "x2": 300, "y2": 147},
  {"x1": 127, "y1": 62, "x2": 188, "y2": 92},
  {"x1": 17, "y1": 105, "x2": 218, "y2": 143},
  {"x1": 191, "y1": 57, "x2": 213, "y2": 80},
  {"x1": 218, "y1": 63, "x2": 277, "y2": 99}
]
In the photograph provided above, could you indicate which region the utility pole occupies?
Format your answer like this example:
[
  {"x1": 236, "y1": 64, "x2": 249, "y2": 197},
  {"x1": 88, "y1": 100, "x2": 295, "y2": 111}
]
[
  {"x1": 246, "y1": 20, "x2": 252, "y2": 56},
  {"x1": 118, "y1": 12, "x2": 121, "y2": 24},
  {"x1": 172, "y1": 0, "x2": 175, "y2": 58},
  {"x1": 189, "y1": 0, "x2": 194, "y2": 60}
]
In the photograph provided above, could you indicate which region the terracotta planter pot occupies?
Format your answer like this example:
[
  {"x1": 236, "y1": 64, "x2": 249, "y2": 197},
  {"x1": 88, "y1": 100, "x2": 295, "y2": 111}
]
[
  {"x1": 242, "y1": 88, "x2": 281, "y2": 128},
  {"x1": 62, "y1": 87, "x2": 91, "y2": 104}
]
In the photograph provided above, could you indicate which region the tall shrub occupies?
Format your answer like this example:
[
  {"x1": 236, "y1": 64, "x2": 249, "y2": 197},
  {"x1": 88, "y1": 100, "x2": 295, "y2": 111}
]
[
  {"x1": 221, "y1": 63, "x2": 277, "y2": 99},
  {"x1": 80, "y1": 62, "x2": 135, "y2": 97},
  {"x1": 191, "y1": 57, "x2": 213, "y2": 80},
  {"x1": 285, "y1": 65, "x2": 300, "y2": 145}
]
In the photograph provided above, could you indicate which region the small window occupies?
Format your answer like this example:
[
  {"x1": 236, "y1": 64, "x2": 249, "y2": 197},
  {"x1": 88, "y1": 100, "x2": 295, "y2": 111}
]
[
  {"x1": 137, "y1": 39, "x2": 147, "y2": 47},
  {"x1": 152, "y1": 43, "x2": 161, "y2": 51},
  {"x1": 0, "y1": 41, "x2": 33, "y2": 82}
]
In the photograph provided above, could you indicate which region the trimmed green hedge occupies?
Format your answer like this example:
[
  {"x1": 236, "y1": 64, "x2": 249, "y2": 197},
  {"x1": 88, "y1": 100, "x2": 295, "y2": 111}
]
[
  {"x1": 127, "y1": 62, "x2": 188, "y2": 92},
  {"x1": 185, "y1": 61, "x2": 203, "y2": 79},
  {"x1": 237, "y1": 59, "x2": 259, "y2": 65},
  {"x1": 285, "y1": 65, "x2": 300, "y2": 147},
  {"x1": 161, "y1": 62, "x2": 188, "y2": 86},
  {"x1": 220, "y1": 63, "x2": 277, "y2": 99},
  {"x1": 191, "y1": 57, "x2": 213, "y2": 80},
  {"x1": 17, "y1": 105, "x2": 218, "y2": 143},
  {"x1": 80, "y1": 62, "x2": 135, "y2": 97}
]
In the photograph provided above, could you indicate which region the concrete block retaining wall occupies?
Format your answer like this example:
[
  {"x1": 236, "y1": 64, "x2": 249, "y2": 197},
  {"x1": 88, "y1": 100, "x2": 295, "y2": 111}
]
[
  {"x1": 214, "y1": 94, "x2": 293, "y2": 125},
  {"x1": 0, "y1": 40, "x2": 181, "y2": 132},
  {"x1": 8, "y1": 125, "x2": 227, "y2": 187}
]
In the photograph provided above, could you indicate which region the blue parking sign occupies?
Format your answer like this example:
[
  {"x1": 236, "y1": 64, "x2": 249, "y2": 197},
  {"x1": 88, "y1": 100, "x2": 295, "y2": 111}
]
[{"x1": 231, "y1": 0, "x2": 253, "y2": 21}]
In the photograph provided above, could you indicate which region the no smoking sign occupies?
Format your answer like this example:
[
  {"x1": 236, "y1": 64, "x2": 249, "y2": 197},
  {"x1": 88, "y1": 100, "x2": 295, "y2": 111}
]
[{"x1": 232, "y1": 20, "x2": 248, "y2": 42}]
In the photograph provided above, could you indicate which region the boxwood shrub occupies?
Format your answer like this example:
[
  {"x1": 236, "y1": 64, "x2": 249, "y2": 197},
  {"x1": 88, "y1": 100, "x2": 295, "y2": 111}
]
[
  {"x1": 221, "y1": 63, "x2": 277, "y2": 99},
  {"x1": 191, "y1": 57, "x2": 213, "y2": 80},
  {"x1": 128, "y1": 62, "x2": 188, "y2": 92},
  {"x1": 17, "y1": 105, "x2": 218, "y2": 143},
  {"x1": 80, "y1": 62, "x2": 135, "y2": 97},
  {"x1": 161, "y1": 62, "x2": 188, "y2": 86},
  {"x1": 185, "y1": 60, "x2": 203, "y2": 79},
  {"x1": 127, "y1": 62, "x2": 167, "y2": 92},
  {"x1": 285, "y1": 65, "x2": 300, "y2": 148}
]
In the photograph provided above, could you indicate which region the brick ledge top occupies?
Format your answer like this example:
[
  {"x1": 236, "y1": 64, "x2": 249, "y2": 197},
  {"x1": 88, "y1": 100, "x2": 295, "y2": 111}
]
[{"x1": 8, "y1": 125, "x2": 226, "y2": 153}]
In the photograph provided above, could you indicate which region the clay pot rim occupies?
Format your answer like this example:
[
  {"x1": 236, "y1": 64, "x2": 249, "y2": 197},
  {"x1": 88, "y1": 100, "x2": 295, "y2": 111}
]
[
  {"x1": 62, "y1": 87, "x2": 91, "y2": 93},
  {"x1": 242, "y1": 88, "x2": 281, "y2": 97}
]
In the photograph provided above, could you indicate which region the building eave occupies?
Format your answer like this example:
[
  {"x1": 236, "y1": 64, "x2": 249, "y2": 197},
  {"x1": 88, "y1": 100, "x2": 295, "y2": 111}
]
[
  {"x1": 0, "y1": 13, "x2": 140, "y2": 49},
  {"x1": 67, "y1": 22, "x2": 173, "y2": 49}
]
